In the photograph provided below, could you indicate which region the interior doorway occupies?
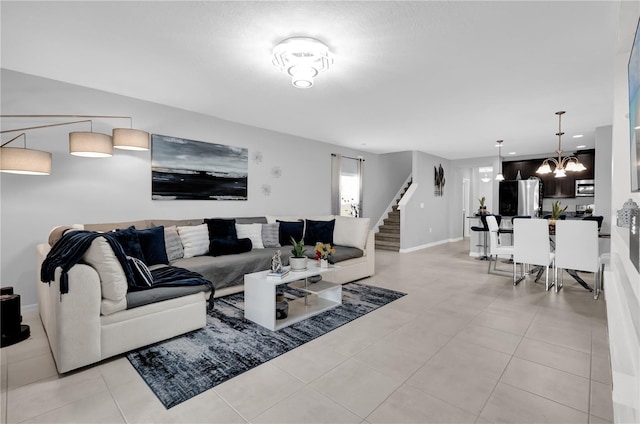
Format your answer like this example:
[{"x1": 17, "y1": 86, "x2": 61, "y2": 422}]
[{"x1": 331, "y1": 154, "x2": 364, "y2": 217}]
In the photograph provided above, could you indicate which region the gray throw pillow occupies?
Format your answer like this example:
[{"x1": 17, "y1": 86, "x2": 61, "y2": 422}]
[
  {"x1": 262, "y1": 223, "x2": 281, "y2": 248},
  {"x1": 164, "y1": 225, "x2": 184, "y2": 261}
]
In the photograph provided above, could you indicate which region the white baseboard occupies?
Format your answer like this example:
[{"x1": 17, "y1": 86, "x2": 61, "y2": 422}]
[
  {"x1": 399, "y1": 238, "x2": 456, "y2": 253},
  {"x1": 21, "y1": 303, "x2": 38, "y2": 314}
]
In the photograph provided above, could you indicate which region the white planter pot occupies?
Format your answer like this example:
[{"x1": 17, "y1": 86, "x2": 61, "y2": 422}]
[{"x1": 289, "y1": 257, "x2": 307, "y2": 271}]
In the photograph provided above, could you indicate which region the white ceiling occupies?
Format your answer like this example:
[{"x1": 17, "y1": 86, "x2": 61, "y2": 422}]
[{"x1": 0, "y1": 1, "x2": 621, "y2": 160}]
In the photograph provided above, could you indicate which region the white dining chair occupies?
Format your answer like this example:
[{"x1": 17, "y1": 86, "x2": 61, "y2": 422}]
[
  {"x1": 486, "y1": 215, "x2": 514, "y2": 274},
  {"x1": 554, "y1": 220, "x2": 599, "y2": 294},
  {"x1": 513, "y1": 218, "x2": 555, "y2": 290}
]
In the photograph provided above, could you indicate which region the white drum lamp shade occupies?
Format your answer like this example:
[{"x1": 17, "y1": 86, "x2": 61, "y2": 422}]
[
  {"x1": 0, "y1": 147, "x2": 52, "y2": 175},
  {"x1": 112, "y1": 128, "x2": 149, "y2": 151},
  {"x1": 69, "y1": 132, "x2": 113, "y2": 157}
]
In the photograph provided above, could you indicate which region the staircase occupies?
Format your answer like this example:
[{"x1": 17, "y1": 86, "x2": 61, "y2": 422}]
[{"x1": 375, "y1": 180, "x2": 411, "y2": 252}]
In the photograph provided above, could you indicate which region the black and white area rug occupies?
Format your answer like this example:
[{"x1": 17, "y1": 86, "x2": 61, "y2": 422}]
[{"x1": 127, "y1": 282, "x2": 406, "y2": 408}]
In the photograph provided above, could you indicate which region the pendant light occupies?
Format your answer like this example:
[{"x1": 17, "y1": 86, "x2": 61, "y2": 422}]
[
  {"x1": 495, "y1": 140, "x2": 505, "y2": 181},
  {"x1": 536, "y1": 111, "x2": 586, "y2": 178},
  {"x1": 0, "y1": 133, "x2": 52, "y2": 175}
]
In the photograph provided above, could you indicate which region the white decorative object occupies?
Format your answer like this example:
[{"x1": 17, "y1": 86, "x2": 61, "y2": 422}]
[
  {"x1": 320, "y1": 259, "x2": 329, "y2": 268},
  {"x1": 617, "y1": 198, "x2": 639, "y2": 228}
]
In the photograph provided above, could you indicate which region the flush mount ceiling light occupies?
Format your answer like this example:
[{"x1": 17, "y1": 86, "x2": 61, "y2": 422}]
[
  {"x1": 0, "y1": 133, "x2": 52, "y2": 175},
  {"x1": 495, "y1": 140, "x2": 505, "y2": 181},
  {"x1": 536, "y1": 111, "x2": 586, "y2": 178},
  {"x1": 272, "y1": 37, "x2": 334, "y2": 88}
]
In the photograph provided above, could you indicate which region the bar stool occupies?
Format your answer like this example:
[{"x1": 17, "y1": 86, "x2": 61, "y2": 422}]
[{"x1": 471, "y1": 214, "x2": 501, "y2": 260}]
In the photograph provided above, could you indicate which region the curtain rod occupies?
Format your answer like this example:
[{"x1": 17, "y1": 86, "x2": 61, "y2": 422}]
[{"x1": 331, "y1": 153, "x2": 365, "y2": 162}]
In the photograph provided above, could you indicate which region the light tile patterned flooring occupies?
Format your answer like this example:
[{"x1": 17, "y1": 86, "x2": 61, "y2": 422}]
[{"x1": 1, "y1": 239, "x2": 613, "y2": 423}]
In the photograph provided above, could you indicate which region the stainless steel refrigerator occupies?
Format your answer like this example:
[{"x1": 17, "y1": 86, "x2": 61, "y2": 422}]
[{"x1": 499, "y1": 179, "x2": 542, "y2": 217}]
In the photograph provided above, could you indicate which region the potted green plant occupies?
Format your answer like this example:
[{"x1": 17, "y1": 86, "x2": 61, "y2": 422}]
[
  {"x1": 478, "y1": 196, "x2": 487, "y2": 215},
  {"x1": 289, "y1": 237, "x2": 307, "y2": 271},
  {"x1": 550, "y1": 200, "x2": 568, "y2": 221},
  {"x1": 548, "y1": 200, "x2": 568, "y2": 233}
]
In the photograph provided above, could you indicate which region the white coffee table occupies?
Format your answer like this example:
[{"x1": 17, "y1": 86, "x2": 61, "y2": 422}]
[{"x1": 244, "y1": 263, "x2": 341, "y2": 331}]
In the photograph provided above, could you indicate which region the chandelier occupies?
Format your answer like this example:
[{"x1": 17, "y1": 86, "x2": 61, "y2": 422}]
[
  {"x1": 536, "y1": 111, "x2": 586, "y2": 178},
  {"x1": 272, "y1": 37, "x2": 333, "y2": 88}
]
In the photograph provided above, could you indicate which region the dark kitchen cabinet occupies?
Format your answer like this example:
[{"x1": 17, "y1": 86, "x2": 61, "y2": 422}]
[{"x1": 501, "y1": 149, "x2": 595, "y2": 198}]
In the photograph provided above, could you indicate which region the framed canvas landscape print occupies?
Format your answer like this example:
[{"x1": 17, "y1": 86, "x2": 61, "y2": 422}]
[{"x1": 151, "y1": 134, "x2": 248, "y2": 200}]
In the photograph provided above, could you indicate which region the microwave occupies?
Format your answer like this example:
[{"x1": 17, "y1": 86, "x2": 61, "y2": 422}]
[{"x1": 575, "y1": 179, "x2": 595, "y2": 197}]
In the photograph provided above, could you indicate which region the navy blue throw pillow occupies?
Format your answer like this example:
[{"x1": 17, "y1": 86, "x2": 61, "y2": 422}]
[
  {"x1": 205, "y1": 218, "x2": 237, "y2": 240},
  {"x1": 112, "y1": 226, "x2": 145, "y2": 261},
  {"x1": 136, "y1": 226, "x2": 169, "y2": 266},
  {"x1": 304, "y1": 219, "x2": 335, "y2": 245},
  {"x1": 209, "y1": 238, "x2": 252, "y2": 257},
  {"x1": 277, "y1": 220, "x2": 304, "y2": 246}
]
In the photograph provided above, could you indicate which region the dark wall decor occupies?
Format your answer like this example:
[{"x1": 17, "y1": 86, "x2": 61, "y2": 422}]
[
  {"x1": 434, "y1": 164, "x2": 445, "y2": 196},
  {"x1": 151, "y1": 134, "x2": 248, "y2": 200}
]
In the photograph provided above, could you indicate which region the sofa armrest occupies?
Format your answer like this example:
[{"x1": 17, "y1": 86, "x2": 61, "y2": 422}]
[{"x1": 37, "y1": 244, "x2": 102, "y2": 373}]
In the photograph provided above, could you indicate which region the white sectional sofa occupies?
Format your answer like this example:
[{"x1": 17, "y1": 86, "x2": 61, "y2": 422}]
[{"x1": 37, "y1": 215, "x2": 375, "y2": 373}]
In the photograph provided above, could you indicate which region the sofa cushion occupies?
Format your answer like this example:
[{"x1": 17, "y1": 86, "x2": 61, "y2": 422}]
[
  {"x1": 112, "y1": 226, "x2": 145, "y2": 261},
  {"x1": 302, "y1": 244, "x2": 364, "y2": 262},
  {"x1": 209, "y1": 238, "x2": 252, "y2": 257},
  {"x1": 177, "y1": 224, "x2": 209, "y2": 258},
  {"x1": 235, "y1": 223, "x2": 264, "y2": 249},
  {"x1": 304, "y1": 219, "x2": 335, "y2": 245},
  {"x1": 148, "y1": 218, "x2": 203, "y2": 228},
  {"x1": 333, "y1": 216, "x2": 370, "y2": 250},
  {"x1": 235, "y1": 217, "x2": 268, "y2": 224},
  {"x1": 205, "y1": 218, "x2": 237, "y2": 240},
  {"x1": 136, "y1": 226, "x2": 169, "y2": 266},
  {"x1": 261, "y1": 223, "x2": 281, "y2": 248},
  {"x1": 83, "y1": 237, "x2": 128, "y2": 302},
  {"x1": 84, "y1": 220, "x2": 149, "y2": 232},
  {"x1": 278, "y1": 220, "x2": 304, "y2": 246},
  {"x1": 164, "y1": 225, "x2": 184, "y2": 261},
  {"x1": 126, "y1": 285, "x2": 210, "y2": 310}
]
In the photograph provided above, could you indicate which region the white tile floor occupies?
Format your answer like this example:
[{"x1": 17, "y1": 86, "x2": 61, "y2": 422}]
[{"x1": 1, "y1": 240, "x2": 613, "y2": 423}]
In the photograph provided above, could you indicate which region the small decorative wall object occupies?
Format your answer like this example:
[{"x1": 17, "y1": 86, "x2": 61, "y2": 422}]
[
  {"x1": 261, "y1": 184, "x2": 272, "y2": 196},
  {"x1": 151, "y1": 134, "x2": 248, "y2": 200},
  {"x1": 271, "y1": 166, "x2": 282, "y2": 178},
  {"x1": 252, "y1": 151, "x2": 263, "y2": 164},
  {"x1": 434, "y1": 164, "x2": 445, "y2": 196},
  {"x1": 616, "y1": 198, "x2": 639, "y2": 228}
]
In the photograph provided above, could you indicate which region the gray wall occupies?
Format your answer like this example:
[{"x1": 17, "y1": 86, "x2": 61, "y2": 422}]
[
  {"x1": 594, "y1": 125, "x2": 612, "y2": 233},
  {"x1": 364, "y1": 150, "x2": 413, "y2": 223},
  {"x1": 400, "y1": 151, "x2": 451, "y2": 250},
  {"x1": 0, "y1": 70, "x2": 401, "y2": 307}
]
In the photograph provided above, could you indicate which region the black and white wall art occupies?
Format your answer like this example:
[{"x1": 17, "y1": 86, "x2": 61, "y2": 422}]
[{"x1": 151, "y1": 134, "x2": 248, "y2": 200}]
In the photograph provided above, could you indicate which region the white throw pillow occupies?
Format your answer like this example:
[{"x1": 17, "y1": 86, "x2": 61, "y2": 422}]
[
  {"x1": 177, "y1": 224, "x2": 209, "y2": 258},
  {"x1": 236, "y1": 223, "x2": 264, "y2": 249},
  {"x1": 333, "y1": 216, "x2": 371, "y2": 250},
  {"x1": 83, "y1": 237, "x2": 128, "y2": 302}
]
